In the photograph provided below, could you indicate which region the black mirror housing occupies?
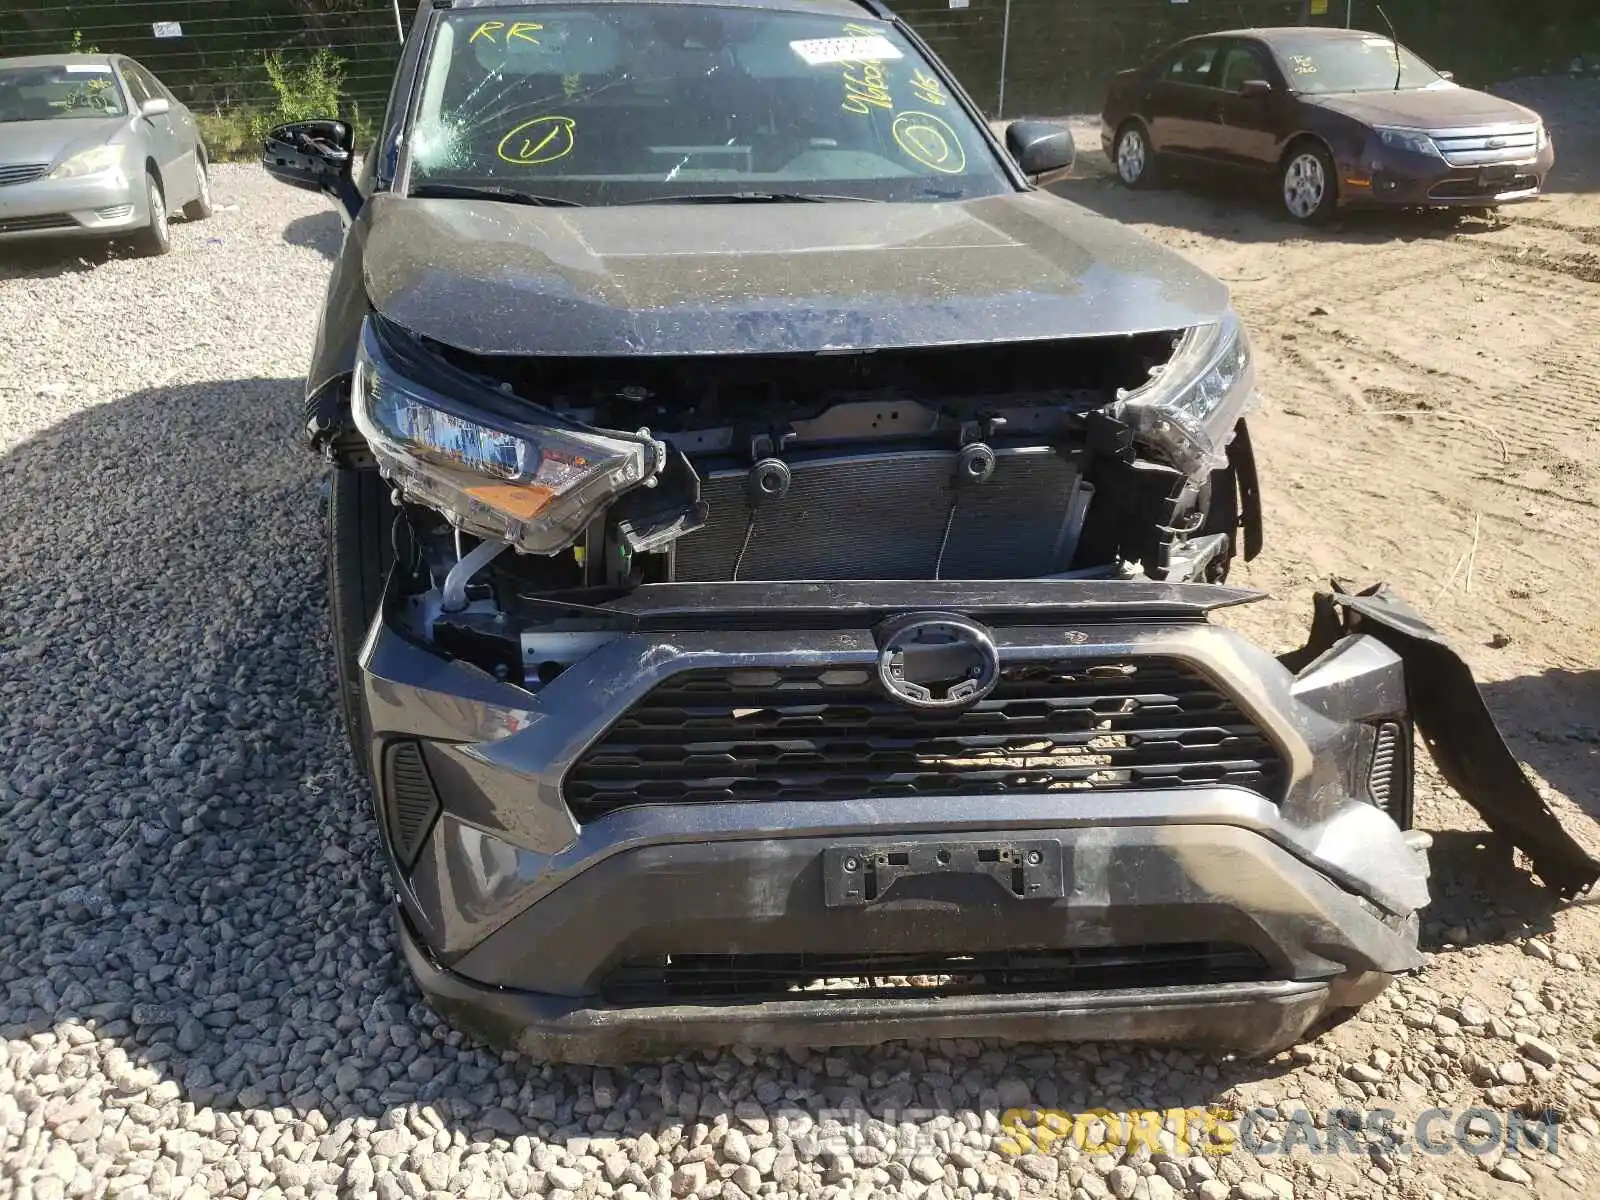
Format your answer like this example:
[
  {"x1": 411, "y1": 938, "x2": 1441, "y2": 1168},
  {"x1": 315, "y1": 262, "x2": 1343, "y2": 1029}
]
[
  {"x1": 1004, "y1": 121, "x2": 1075, "y2": 182},
  {"x1": 261, "y1": 118, "x2": 354, "y2": 195},
  {"x1": 1239, "y1": 79, "x2": 1273, "y2": 99}
]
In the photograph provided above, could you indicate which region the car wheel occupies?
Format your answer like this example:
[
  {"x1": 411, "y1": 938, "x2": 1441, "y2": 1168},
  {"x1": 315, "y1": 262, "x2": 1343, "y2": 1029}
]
[
  {"x1": 1281, "y1": 144, "x2": 1337, "y2": 224},
  {"x1": 328, "y1": 468, "x2": 398, "y2": 780},
  {"x1": 182, "y1": 154, "x2": 214, "y2": 221},
  {"x1": 1113, "y1": 122, "x2": 1159, "y2": 188},
  {"x1": 132, "y1": 173, "x2": 172, "y2": 256}
]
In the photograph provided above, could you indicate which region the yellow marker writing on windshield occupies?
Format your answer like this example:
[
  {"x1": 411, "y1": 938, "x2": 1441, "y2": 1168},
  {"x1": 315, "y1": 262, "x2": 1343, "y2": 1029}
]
[
  {"x1": 892, "y1": 111, "x2": 965, "y2": 174},
  {"x1": 842, "y1": 62, "x2": 893, "y2": 115},
  {"x1": 507, "y1": 21, "x2": 542, "y2": 45},
  {"x1": 840, "y1": 21, "x2": 893, "y2": 116},
  {"x1": 910, "y1": 68, "x2": 947, "y2": 106},
  {"x1": 469, "y1": 21, "x2": 504, "y2": 44},
  {"x1": 497, "y1": 115, "x2": 576, "y2": 166}
]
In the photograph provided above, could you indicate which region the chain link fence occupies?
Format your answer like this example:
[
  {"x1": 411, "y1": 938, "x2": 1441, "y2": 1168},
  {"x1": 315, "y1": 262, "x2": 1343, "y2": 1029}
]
[
  {"x1": 0, "y1": 1, "x2": 408, "y2": 155},
  {"x1": 4, "y1": 0, "x2": 1596, "y2": 156}
]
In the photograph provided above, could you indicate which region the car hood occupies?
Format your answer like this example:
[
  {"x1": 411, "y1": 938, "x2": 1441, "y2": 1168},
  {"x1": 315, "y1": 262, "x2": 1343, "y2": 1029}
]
[
  {"x1": 0, "y1": 117, "x2": 122, "y2": 166},
  {"x1": 1304, "y1": 86, "x2": 1541, "y2": 131},
  {"x1": 361, "y1": 190, "x2": 1230, "y2": 357}
]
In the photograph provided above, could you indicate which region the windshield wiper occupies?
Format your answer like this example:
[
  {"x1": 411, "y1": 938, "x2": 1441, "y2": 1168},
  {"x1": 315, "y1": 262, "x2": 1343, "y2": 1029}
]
[
  {"x1": 408, "y1": 183, "x2": 583, "y2": 207},
  {"x1": 623, "y1": 191, "x2": 878, "y2": 205}
]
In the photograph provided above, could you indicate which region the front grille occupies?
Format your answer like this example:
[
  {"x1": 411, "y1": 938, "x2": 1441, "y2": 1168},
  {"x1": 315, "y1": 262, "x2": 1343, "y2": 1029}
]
[
  {"x1": 0, "y1": 162, "x2": 49, "y2": 187},
  {"x1": 1433, "y1": 127, "x2": 1539, "y2": 167},
  {"x1": 0, "y1": 213, "x2": 76, "y2": 234},
  {"x1": 602, "y1": 943, "x2": 1272, "y2": 1005},
  {"x1": 565, "y1": 657, "x2": 1285, "y2": 820},
  {"x1": 672, "y1": 448, "x2": 1086, "y2": 582}
]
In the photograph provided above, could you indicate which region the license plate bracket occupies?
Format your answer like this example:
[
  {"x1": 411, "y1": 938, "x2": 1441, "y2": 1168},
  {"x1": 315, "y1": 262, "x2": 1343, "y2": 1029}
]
[
  {"x1": 1479, "y1": 164, "x2": 1517, "y2": 188},
  {"x1": 824, "y1": 840, "x2": 1064, "y2": 907}
]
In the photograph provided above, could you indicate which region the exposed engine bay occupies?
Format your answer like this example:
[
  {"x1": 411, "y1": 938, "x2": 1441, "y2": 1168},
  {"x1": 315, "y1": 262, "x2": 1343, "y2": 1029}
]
[{"x1": 350, "y1": 312, "x2": 1261, "y2": 691}]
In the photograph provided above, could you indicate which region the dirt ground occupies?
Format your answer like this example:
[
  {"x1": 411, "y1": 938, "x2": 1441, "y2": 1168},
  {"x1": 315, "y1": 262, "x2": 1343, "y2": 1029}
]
[{"x1": 1048, "y1": 77, "x2": 1600, "y2": 1197}]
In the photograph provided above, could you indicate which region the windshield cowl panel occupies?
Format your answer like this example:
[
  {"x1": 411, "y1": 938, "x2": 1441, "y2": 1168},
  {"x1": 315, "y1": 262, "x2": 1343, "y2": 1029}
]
[{"x1": 403, "y1": 3, "x2": 1014, "y2": 206}]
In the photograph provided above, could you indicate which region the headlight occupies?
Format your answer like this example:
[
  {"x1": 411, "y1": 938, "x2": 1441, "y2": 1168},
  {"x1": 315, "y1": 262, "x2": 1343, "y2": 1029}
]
[
  {"x1": 352, "y1": 319, "x2": 664, "y2": 555},
  {"x1": 1111, "y1": 310, "x2": 1256, "y2": 477},
  {"x1": 50, "y1": 145, "x2": 121, "y2": 179},
  {"x1": 1376, "y1": 127, "x2": 1439, "y2": 157},
  {"x1": 1535, "y1": 123, "x2": 1549, "y2": 151}
]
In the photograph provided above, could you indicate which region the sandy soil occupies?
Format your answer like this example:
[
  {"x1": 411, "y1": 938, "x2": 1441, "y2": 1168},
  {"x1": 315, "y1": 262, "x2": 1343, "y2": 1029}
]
[{"x1": 1044, "y1": 78, "x2": 1600, "y2": 1198}]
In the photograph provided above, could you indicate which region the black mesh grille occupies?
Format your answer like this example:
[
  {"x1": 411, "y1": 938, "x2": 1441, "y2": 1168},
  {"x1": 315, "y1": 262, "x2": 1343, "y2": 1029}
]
[
  {"x1": 0, "y1": 214, "x2": 76, "y2": 233},
  {"x1": 0, "y1": 163, "x2": 50, "y2": 187},
  {"x1": 672, "y1": 449, "x2": 1082, "y2": 582},
  {"x1": 602, "y1": 943, "x2": 1272, "y2": 1005},
  {"x1": 565, "y1": 657, "x2": 1285, "y2": 820},
  {"x1": 1368, "y1": 721, "x2": 1411, "y2": 827},
  {"x1": 384, "y1": 740, "x2": 442, "y2": 867}
]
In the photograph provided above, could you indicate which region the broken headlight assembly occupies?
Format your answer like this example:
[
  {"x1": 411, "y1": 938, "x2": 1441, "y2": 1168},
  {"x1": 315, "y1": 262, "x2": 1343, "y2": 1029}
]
[
  {"x1": 1111, "y1": 309, "x2": 1257, "y2": 477},
  {"x1": 352, "y1": 318, "x2": 664, "y2": 555}
]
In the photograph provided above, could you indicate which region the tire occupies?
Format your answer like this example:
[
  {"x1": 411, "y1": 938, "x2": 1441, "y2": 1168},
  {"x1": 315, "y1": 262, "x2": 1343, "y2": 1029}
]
[
  {"x1": 1280, "y1": 142, "x2": 1337, "y2": 224},
  {"x1": 328, "y1": 468, "x2": 397, "y2": 780},
  {"x1": 132, "y1": 173, "x2": 171, "y2": 256},
  {"x1": 182, "y1": 153, "x2": 214, "y2": 221},
  {"x1": 1112, "y1": 121, "x2": 1160, "y2": 189}
]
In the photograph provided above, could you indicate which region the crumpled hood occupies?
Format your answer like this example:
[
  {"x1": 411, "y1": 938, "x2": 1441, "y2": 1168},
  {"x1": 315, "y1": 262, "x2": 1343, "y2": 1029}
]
[
  {"x1": 1306, "y1": 85, "x2": 1541, "y2": 131},
  {"x1": 0, "y1": 117, "x2": 123, "y2": 167},
  {"x1": 361, "y1": 190, "x2": 1230, "y2": 357}
]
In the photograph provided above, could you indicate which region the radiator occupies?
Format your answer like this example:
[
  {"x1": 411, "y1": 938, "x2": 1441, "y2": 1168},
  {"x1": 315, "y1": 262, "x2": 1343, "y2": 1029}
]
[{"x1": 671, "y1": 447, "x2": 1088, "y2": 582}]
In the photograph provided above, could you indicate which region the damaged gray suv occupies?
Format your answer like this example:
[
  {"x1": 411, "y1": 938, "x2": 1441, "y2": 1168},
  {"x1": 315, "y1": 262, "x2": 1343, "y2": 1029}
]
[{"x1": 263, "y1": 0, "x2": 1597, "y2": 1062}]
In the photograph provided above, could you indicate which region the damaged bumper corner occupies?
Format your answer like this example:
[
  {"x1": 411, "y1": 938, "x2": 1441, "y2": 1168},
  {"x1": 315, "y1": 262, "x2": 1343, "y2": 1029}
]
[{"x1": 1286, "y1": 581, "x2": 1600, "y2": 900}]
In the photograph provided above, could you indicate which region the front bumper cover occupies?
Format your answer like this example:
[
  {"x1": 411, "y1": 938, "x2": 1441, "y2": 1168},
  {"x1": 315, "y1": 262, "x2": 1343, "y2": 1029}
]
[{"x1": 360, "y1": 578, "x2": 1592, "y2": 1060}]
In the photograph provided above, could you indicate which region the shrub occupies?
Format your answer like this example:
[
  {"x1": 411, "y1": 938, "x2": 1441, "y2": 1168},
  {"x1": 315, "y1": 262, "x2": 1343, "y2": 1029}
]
[{"x1": 247, "y1": 48, "x2": 348, "y2": 143}]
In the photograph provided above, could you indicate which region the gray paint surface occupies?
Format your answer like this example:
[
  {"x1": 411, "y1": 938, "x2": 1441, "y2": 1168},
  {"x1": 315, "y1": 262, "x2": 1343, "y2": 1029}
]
[{"x1": 363, "y1": 189, "x2": 1231, "y2": 356}]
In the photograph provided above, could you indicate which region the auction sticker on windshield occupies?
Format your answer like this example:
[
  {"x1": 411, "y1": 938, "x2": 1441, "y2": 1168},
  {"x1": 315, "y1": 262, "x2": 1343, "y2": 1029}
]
[{"x1": 791, "y1": 36, "x2": 904, "y2": 66}]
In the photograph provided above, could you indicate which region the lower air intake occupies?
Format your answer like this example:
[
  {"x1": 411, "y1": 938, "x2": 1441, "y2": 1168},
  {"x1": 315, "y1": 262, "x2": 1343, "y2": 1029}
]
[{"x1": 602, "y1": 943, "x2": 1272, "y2": 1005}]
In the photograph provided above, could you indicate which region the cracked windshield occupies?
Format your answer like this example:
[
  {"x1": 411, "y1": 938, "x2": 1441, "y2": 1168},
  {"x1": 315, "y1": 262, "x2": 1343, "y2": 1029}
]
[{"x1": 407, "y1": 3, "x2": 1013, "y2": 204}]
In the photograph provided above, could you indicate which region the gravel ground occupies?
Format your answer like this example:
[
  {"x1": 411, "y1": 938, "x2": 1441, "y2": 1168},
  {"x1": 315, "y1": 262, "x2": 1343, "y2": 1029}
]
[{"x1": 2, "y1": 79, "x2": 1600, "y2": 1200}]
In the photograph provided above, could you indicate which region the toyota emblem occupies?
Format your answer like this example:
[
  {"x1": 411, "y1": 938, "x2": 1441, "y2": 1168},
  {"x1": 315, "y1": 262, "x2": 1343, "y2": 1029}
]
[{"x1": 875, "y1": 612, "x2": 1001, "y2": 711}]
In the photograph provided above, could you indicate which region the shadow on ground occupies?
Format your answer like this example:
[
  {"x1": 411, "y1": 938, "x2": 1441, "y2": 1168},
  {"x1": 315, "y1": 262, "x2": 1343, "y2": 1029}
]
[
  {"x1": 1416, "y1": 668, "x2": 1600, "y2": 950},
  {"x1": 0, "y1": 236, "x2": 132, "y2": 281},
  {"x1": 282, "y1": 210, "x2": 343, "y2": 261}
]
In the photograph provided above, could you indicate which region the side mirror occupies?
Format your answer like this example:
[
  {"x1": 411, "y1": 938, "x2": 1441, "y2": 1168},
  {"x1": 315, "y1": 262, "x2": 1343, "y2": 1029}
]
[
  {"x1": 261, "y1": 118, "x2": 354, "y2": 195},
  {"x1": 1005, "y1": 120, "x2": 1075, "y2": 184},
  {"x1": 1238, "y1": 79, "x2": 1273, "y2": 99},
  {"x1": 140, "y1": 97, "x2": 171, "y2": 118},
  {"x1": 1438, "y1": 70, "x2": 1455, "y2": 81}
]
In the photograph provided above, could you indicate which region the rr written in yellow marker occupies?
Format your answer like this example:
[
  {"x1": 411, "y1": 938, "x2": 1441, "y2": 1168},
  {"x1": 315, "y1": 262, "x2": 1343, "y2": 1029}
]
[{"x1": 470, "y1": 19, "x2": 543, "y2": 45}]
